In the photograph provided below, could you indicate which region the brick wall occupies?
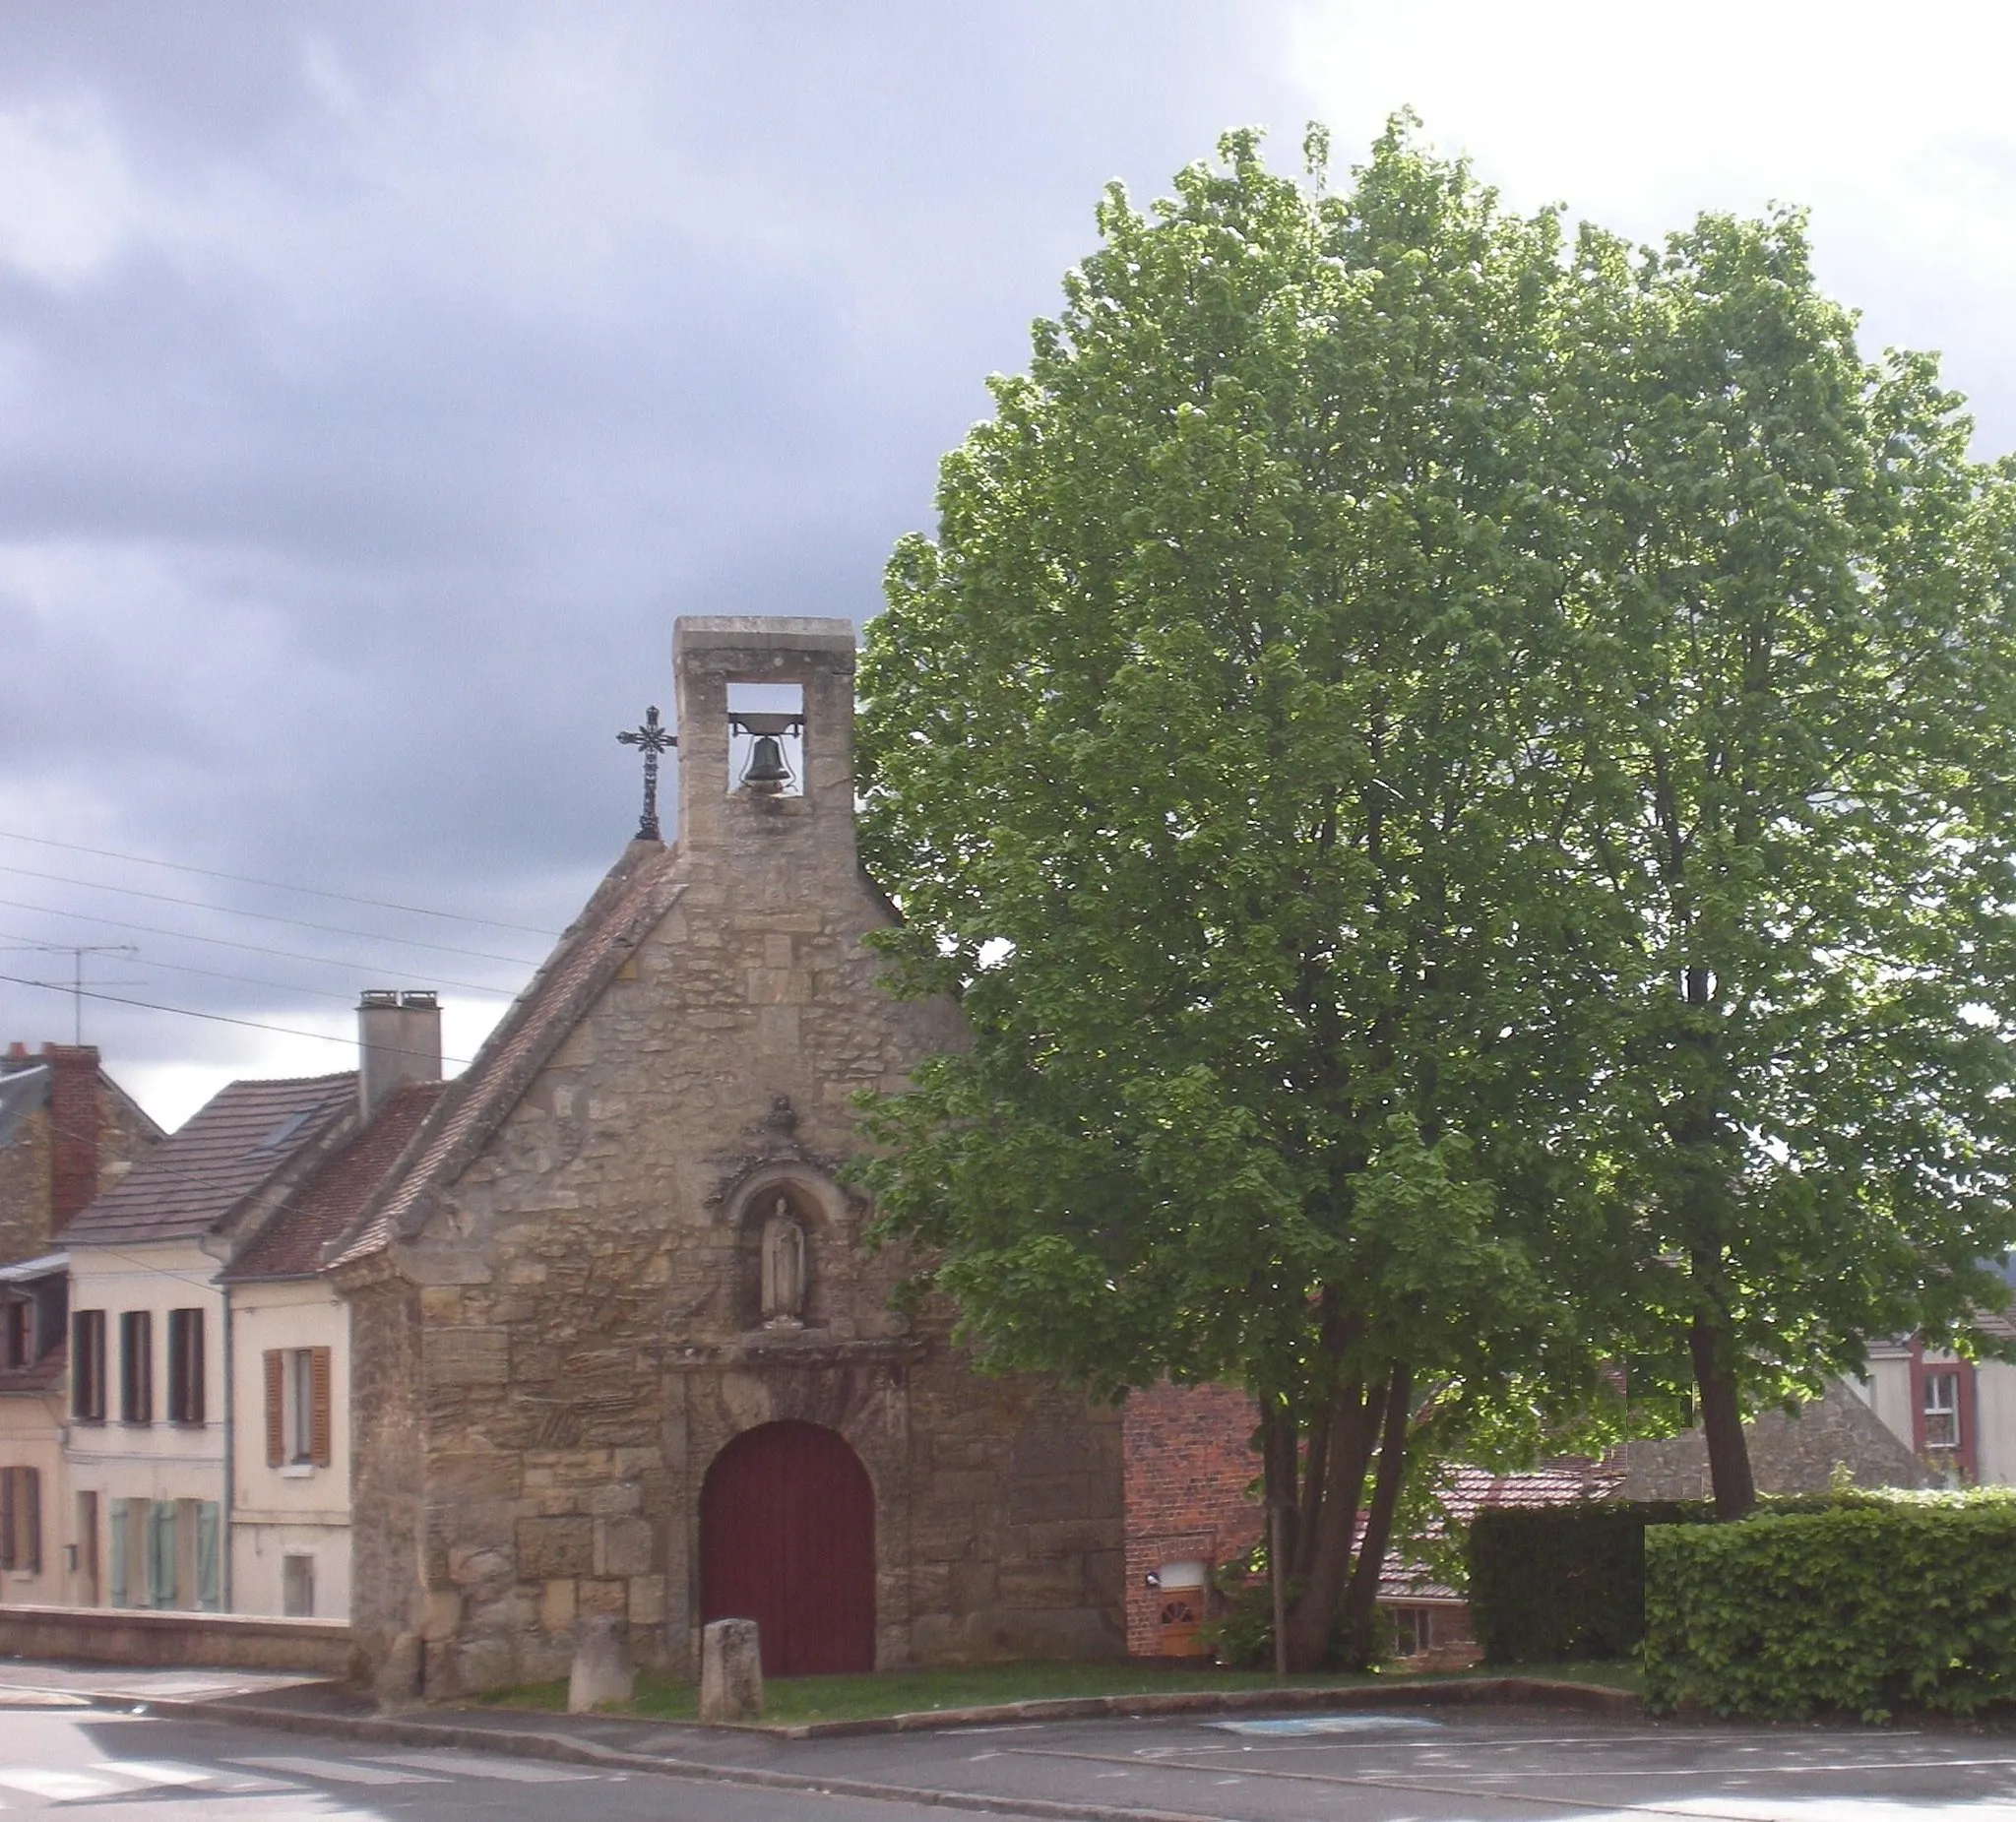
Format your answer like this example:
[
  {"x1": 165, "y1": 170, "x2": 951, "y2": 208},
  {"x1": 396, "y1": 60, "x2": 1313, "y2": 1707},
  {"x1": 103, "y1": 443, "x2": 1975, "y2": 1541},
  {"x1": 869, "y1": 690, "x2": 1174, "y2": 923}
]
[
  {"x1": 44, "y1": 1044, "x2": 101, "y2": 1229},
  {"x1": 0, "y1": 1046, "x2": 162, "y2": 1268},
  {"x1": 1121, "y1": 1381, "x2": 1264, "y2": 1657}
]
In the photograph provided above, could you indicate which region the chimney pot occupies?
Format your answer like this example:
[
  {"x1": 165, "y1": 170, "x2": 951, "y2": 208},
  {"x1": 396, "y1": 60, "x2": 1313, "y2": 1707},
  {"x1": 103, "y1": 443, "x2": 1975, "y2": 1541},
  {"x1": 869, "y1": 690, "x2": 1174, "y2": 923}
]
[{"x1": 357, "y1": 989, "x2": 443, "y2": 1122}]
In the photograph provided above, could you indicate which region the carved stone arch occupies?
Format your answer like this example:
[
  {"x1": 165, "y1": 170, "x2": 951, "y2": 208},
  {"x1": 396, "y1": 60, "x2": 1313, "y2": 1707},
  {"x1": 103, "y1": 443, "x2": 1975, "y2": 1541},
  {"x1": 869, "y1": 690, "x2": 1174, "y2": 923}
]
[{"x1": 720, "y1": 1162, "x2": 852, "y2": 1334}]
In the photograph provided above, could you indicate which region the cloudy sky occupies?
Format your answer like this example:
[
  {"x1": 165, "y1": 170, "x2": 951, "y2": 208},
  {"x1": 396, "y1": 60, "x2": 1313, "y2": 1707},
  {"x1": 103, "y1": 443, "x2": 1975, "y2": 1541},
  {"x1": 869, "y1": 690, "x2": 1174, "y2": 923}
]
[{"x1": 1, "y1": 1, "x2": 2011, "y2": 1128}]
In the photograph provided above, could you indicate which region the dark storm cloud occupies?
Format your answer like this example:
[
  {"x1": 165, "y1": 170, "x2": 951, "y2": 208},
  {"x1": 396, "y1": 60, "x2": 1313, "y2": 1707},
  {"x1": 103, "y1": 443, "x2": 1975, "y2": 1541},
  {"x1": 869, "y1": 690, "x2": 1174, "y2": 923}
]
[{"x1": 0, "y1": 1, "x2": 1301, "y2": 1117}]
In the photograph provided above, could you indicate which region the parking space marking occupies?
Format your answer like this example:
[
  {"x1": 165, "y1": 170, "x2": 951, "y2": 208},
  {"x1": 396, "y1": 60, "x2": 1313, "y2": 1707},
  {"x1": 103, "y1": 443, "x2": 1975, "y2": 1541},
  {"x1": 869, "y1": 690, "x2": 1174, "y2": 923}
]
[
  {"x1": 368, "y1": 1748, "x2": 599, "y2": 1782},
  {"x1": 1008, "y1": 1742, "x2": 1994, "y2": 1820},
  {"x1": 232, "y1": 1753, "x2": 451, "y2": 1786}
]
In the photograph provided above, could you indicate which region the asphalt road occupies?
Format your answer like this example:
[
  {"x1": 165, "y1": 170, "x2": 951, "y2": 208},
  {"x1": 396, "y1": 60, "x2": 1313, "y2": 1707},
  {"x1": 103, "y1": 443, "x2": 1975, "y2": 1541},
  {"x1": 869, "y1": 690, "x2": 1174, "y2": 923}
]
[{"x1": 10, "y1": 1697, "x2": 2016, "y2": 1820}]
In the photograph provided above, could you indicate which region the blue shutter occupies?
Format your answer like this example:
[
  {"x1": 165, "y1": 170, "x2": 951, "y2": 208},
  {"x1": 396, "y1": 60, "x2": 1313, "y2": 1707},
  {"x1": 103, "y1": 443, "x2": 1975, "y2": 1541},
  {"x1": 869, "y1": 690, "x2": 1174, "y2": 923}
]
[
  {"x1": 108, "y1": 1500, "x2": 128, "y2": 1607},
  {"x1": 149, "y1": 1501, "x2": 176, "y2": 1608},
  {"x1": 196, "y1": 1502, "x2": 220, "y2": 1611}
]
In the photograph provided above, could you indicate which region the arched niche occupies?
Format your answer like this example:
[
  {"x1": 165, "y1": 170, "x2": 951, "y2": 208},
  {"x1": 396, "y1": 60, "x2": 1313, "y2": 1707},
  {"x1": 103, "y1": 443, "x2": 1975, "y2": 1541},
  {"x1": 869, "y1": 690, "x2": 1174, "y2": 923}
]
[{"x1": 722, "y1": 1163, "x2": 850, "y2": 1335}]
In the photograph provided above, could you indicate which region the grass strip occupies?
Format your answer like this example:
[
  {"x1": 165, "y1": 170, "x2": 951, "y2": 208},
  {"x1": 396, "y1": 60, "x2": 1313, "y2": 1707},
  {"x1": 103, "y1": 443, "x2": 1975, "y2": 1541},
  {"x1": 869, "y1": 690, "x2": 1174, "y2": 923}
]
[{"x1": 471, "y1": 1658, "x2": 1641, "y2": 1725}]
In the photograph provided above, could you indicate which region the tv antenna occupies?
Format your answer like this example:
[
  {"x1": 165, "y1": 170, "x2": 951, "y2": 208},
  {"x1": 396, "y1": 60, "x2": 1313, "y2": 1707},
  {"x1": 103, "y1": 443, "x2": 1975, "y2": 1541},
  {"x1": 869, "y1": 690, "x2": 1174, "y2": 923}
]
[{"x1": 0, "y1": 943, "x2": 142, "y2": 1044}]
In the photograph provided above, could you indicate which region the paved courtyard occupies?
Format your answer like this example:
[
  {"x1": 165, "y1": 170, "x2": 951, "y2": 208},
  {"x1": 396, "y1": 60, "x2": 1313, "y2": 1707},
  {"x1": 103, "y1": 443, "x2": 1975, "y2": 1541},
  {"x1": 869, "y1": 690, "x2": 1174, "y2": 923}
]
[{"x1": 8, "y1": 1691, "x2": 2016, "y2": 1820}]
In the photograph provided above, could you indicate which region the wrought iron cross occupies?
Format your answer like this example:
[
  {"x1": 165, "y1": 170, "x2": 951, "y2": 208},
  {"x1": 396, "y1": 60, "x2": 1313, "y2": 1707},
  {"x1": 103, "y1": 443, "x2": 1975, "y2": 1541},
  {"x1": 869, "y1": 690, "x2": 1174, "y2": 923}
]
[{"x1": 616, "y1": 705, "x2": 676, "y2": 842}]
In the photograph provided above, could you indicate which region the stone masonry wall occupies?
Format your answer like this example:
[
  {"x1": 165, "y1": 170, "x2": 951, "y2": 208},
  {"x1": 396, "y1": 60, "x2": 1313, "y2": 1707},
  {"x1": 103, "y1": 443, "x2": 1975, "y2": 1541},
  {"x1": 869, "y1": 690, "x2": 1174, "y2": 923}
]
[
  {"x1": 0, "y1": 1097, "x2": 53, "y2": 1270},
  {"x1": 1121, "y1": 1381, "x2": 1264, "y2": 1657},
  {"x1": 347, "y1": 1273, "x2": 428, "y2": 1698},
  {"x1": 369, "y1": 621, "x2": 1126, "y2": 1696}
]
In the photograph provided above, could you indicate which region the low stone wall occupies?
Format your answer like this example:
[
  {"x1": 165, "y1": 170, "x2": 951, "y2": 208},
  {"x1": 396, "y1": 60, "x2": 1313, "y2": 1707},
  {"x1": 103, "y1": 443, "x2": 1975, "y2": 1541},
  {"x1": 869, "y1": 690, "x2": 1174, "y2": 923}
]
[{"x1": 0, "y1": 1604, "x2": 353, "y2": 1676}]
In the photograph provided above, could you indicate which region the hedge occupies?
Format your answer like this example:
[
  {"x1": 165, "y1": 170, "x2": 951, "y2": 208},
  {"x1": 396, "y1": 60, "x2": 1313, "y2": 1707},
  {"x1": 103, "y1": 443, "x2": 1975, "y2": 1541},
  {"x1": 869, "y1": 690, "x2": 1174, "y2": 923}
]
[
  {"x1": 1643, "y1": 1495, "x2": 2016, "y2": 1720},
  {"x1": 1468, "y1": 1502, "x2": 1709, "y2": 1663}
]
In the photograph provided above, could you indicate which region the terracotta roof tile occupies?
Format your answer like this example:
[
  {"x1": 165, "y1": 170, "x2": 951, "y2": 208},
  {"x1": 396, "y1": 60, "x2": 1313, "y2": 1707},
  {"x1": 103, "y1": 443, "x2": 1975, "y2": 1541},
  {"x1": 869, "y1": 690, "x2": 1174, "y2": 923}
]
[
  {"x1": 61, "y1": 1074, "x2": 355, "y2": 1247},
  {"x1": 226, "y1": 1082, "x2": 446, "y2": 1282},
  {"x1": 328, "y1": 841, "x2": 683, "y2": 1271}
]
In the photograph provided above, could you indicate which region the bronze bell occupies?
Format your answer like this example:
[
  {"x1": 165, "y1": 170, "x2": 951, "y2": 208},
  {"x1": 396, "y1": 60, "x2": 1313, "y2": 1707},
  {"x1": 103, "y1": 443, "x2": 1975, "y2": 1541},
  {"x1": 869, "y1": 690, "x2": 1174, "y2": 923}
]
[{"x1": 744, "y1": 733, "x2": 791, "y2": 790}]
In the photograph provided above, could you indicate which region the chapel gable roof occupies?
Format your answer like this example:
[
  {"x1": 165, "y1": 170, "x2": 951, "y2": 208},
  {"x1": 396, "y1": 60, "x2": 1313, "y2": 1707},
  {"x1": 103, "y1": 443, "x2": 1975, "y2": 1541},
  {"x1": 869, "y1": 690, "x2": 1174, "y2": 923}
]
[
  {"x1": 225, "y1": 1080, "x2": 446, "y2": 1282},
  {"x1": 327, "y1": 839, "x2": 683, "y2": 1271},
  {"x1": 61, "y1": 1073, "x2": 355, "y2": 1248}
]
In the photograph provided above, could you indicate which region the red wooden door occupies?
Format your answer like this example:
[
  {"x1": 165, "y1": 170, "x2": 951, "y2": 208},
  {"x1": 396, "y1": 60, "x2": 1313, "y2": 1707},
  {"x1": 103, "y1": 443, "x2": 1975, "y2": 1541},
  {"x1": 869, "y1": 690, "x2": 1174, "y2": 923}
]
[{"x1": 699, "y1": 1420, "x2": 875, "y2": 1675}]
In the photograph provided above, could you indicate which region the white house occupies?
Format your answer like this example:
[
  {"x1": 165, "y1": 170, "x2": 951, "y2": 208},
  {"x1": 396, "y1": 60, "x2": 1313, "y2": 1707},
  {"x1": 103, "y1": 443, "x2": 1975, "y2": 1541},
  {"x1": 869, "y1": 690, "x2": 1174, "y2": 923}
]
[
  {"x1": 56, "y1": 989, "x2": 443, "y2": 1617},
  {"x1": 61, "y1": 1073, "x2": 357, "y2": 1611}
]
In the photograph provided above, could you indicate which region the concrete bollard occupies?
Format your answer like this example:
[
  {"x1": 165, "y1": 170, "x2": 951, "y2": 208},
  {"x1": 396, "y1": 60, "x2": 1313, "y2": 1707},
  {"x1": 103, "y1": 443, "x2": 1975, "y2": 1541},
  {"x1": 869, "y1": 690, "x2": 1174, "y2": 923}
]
[
  {"x1": 568, "y1": 1613, "x2": 635, "y2": 1713},
  {"x1": 700, "y1": 1616, "x2": 764, "y2": 1723}
]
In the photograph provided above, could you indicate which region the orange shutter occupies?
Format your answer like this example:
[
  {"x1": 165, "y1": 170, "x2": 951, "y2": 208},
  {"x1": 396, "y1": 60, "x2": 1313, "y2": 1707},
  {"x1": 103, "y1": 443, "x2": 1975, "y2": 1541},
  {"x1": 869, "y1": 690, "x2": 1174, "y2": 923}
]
[
  {"x1": 264, "y1": 1351, "x2": 284, "y2": 1467},
  {"x1": 309, "y1": 1348, "x2": 333, "y2": 1468}
]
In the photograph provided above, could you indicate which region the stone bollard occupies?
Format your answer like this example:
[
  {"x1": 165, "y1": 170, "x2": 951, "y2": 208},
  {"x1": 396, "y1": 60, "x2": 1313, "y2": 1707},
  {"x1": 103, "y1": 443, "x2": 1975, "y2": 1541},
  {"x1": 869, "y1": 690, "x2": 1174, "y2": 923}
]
[
  {"x1": 568, "y1": 1613, "x2": 635, "y2": 1714},
  {"x1": 699, "y1": 1617, "x2": 764, "y2": 1723}
]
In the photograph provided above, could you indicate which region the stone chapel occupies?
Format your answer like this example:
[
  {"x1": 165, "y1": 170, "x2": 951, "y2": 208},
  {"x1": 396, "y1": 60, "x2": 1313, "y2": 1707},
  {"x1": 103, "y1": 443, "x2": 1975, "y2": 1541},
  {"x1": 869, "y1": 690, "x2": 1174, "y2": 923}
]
[{"x1": 327, "y1": 616, "x2": 1126, "y2": 1699}]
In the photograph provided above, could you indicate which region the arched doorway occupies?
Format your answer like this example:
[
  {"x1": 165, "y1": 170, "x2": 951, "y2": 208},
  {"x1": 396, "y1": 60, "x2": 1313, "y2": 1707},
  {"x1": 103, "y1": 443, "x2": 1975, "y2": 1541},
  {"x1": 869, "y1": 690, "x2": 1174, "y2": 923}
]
[{"x1": 699, "y1": 1419, "x2": 875, "y2": 1675}]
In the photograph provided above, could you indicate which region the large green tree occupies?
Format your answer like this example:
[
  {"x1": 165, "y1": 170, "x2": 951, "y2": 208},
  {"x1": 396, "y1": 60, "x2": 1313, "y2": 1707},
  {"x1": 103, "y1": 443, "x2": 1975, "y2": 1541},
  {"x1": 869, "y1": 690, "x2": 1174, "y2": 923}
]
[
  {"x1": 1551, "y1": 212, "x2": 2016, "y2": 1514},
  {"x1": 854, "y1": 122, "x2": 2016, "y2": 1661},
  {"x1": 856, "y1": 125, "x2": 1630, "y2": 1668}
]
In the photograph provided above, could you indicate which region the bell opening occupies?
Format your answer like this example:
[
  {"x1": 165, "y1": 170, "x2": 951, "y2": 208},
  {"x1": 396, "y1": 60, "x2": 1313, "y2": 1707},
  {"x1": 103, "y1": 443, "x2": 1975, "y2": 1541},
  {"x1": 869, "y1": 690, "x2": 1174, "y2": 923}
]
[{"x1": 726, "y1": 682, "x2": 805, "y2": 796}]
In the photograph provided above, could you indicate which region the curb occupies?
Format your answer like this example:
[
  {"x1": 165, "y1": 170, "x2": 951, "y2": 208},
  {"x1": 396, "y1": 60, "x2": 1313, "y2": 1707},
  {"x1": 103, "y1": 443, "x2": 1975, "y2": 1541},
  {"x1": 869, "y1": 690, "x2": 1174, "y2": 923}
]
[
  {"x1": 57, "y1": 1690, "x2": 1231, "y2": 1822},
  {"x1": 42, "y1": 1672, "x2": 1640, "y2": 1822},
  {"x1": 755, "y1": 1675, "x2": 1642, "y2": 1737}
]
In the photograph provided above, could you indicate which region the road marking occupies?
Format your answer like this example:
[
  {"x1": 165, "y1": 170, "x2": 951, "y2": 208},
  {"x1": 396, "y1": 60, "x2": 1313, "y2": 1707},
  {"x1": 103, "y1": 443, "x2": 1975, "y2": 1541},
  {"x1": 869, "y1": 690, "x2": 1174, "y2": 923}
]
[
  {"x1": 232, "y1": 1753, "x2": 450, "y2": 1786},
  {"x1": 90, "y1": 1759, "x2": 216, "y2": 1787},
  {"x1": 1210, "y1": 1715, "x2": 1444, "y2": 1737},
  {"x1": 0, "y1": 1768, "x2": 125, "y2": 1798},
  {"x1": 369, "y1": 1749, "x2": 598, "y2": 1782}
]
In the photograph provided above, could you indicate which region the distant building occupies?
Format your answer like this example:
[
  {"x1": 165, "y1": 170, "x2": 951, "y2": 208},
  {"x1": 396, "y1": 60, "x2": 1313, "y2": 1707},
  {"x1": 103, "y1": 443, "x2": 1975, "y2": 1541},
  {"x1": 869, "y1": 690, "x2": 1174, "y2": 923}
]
[{"x1": 0, "y1": 1041, "x2": 163, "y2": 1267}]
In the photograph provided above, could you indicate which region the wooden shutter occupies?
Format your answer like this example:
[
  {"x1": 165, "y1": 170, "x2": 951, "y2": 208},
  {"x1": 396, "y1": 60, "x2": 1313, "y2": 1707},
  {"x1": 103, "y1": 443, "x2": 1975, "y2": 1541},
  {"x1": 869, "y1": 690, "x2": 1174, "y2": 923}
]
[
  {"x1": 22, "y1": 1468, "x2": 38, "y2": 1575},
  {"x1": 0, "y1": 1468, "x2": 14, "y2": 1571},
  {"x1": 309, "y1": 1348, "x2": 333, "y2": 1467},
  {"x1": 107, "y1": 1500, "x2": 128, "y2": 1606},
  {"x1": 264, "y1": 1351, "x2": 284, "y2": 1467},
  {"x1": 189, "y1": 1310, "x2": 205, "y2": 1423}
]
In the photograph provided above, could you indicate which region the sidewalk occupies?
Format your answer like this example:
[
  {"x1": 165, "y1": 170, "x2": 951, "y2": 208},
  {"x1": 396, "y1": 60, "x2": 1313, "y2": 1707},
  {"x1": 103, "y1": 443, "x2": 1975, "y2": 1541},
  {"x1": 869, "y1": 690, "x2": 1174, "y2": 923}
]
[{"x1": 0, "y1": 1654, "x2": 1636, "y2": 1742}]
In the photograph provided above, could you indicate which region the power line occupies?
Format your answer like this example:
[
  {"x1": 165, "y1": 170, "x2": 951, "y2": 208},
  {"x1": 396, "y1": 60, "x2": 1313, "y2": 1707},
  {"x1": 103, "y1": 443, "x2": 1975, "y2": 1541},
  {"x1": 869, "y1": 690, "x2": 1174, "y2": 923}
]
[
  {"x1": 0, "y1": 971, "x2": 478, "y2": 1066},
  {"x1": 0, "y1": 925, "x2": 514, "y2": 1007},
  {"x1": 0, "y1": 859, "x2": 543, "y2": 966},
  {"x1": 0, "y1": 827, "x2": 561, "y2": 940},
  {"x1": 0, "y1": 893, "x2": 529, "y2": 997}
]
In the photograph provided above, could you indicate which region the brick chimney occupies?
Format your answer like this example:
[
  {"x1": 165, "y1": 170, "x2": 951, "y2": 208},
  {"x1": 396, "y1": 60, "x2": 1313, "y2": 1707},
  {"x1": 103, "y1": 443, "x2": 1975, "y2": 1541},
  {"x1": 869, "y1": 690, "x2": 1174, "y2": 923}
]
[
  {"x1": 358, "y1": 990, "x2": 443, "y2": 1122},
  {"x1": 43, "y1": 1042, "x2": 101, "y2": 1232}
]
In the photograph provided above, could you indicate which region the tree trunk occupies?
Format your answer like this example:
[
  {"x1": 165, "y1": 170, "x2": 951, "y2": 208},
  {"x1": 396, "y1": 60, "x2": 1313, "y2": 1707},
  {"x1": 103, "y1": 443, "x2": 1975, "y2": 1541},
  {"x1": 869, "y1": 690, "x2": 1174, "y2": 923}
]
[
  {"x1": 1689, "y1": 1310, "x2": 1756, "y2": 1520},
  {"x1": 1339, "y1": 1361, "x2": 1413, "y2": 1668},
  {"x1": 1281, "y1": 1375, "x2": 1379, "y2": 1671},
  {"x1": 1259, "y1": 1397, "x2": 1300, "y2": 1575}
]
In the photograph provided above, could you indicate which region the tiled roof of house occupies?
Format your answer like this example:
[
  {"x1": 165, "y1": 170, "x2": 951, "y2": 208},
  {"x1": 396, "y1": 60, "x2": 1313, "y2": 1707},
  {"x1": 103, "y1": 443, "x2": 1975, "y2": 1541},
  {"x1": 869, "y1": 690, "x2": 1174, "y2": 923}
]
[
  {"x1": 327, "y1": 840, "x2": 683, "y2": 1271},
  {"x1": 225, "y1": 1081, "x2": 446, "y2": 1282},
  {"x1": 60, "y1": 1073, "x2": 355, "y2": 1247},
  {"x1": 1378, "y1": 1460, "x2": 1626, "y2": 1602}
]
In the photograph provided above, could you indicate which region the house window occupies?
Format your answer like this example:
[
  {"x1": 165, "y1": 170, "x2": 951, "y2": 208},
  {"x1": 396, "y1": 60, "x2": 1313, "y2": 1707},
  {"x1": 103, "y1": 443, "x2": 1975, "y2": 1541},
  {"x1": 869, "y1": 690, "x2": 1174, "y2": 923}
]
[
  {"x1": 1388, "y1": 1605, "x2": 1433, "y2": 1658},
  {"x1": 2, "y1": 1300, "x2": 29, "y2": 1369},
  {"x1": 71, "y1": 1310, "x2": 105, "y2": 1420},
  {"x1": 1923, "y1": 1370, "x2": 1962, "y2": 1460},
  {"x1": 264, "y1": 1348, "x2": 332, "y2": 1468},
  {"x1": 166, "y1": 1309, "x2": 205, "y2": 1424},
  {"x1": 119, "y1": 1311, "x2": 152, "y2": 1424},
  {"x1": 283, "y1": 1552, "x2": 315, "y2": 1617},
  {"x1": 0, "y1": 1466, "x2": 41, "y2": 1574}
]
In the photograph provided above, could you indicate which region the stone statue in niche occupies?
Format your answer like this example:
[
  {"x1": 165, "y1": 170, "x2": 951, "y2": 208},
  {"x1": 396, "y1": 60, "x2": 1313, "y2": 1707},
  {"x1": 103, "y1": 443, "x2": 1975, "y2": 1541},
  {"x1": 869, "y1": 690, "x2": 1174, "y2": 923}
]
[{"x1": 760, "y1": 1196, "x2": 806, "y2": 1331}]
